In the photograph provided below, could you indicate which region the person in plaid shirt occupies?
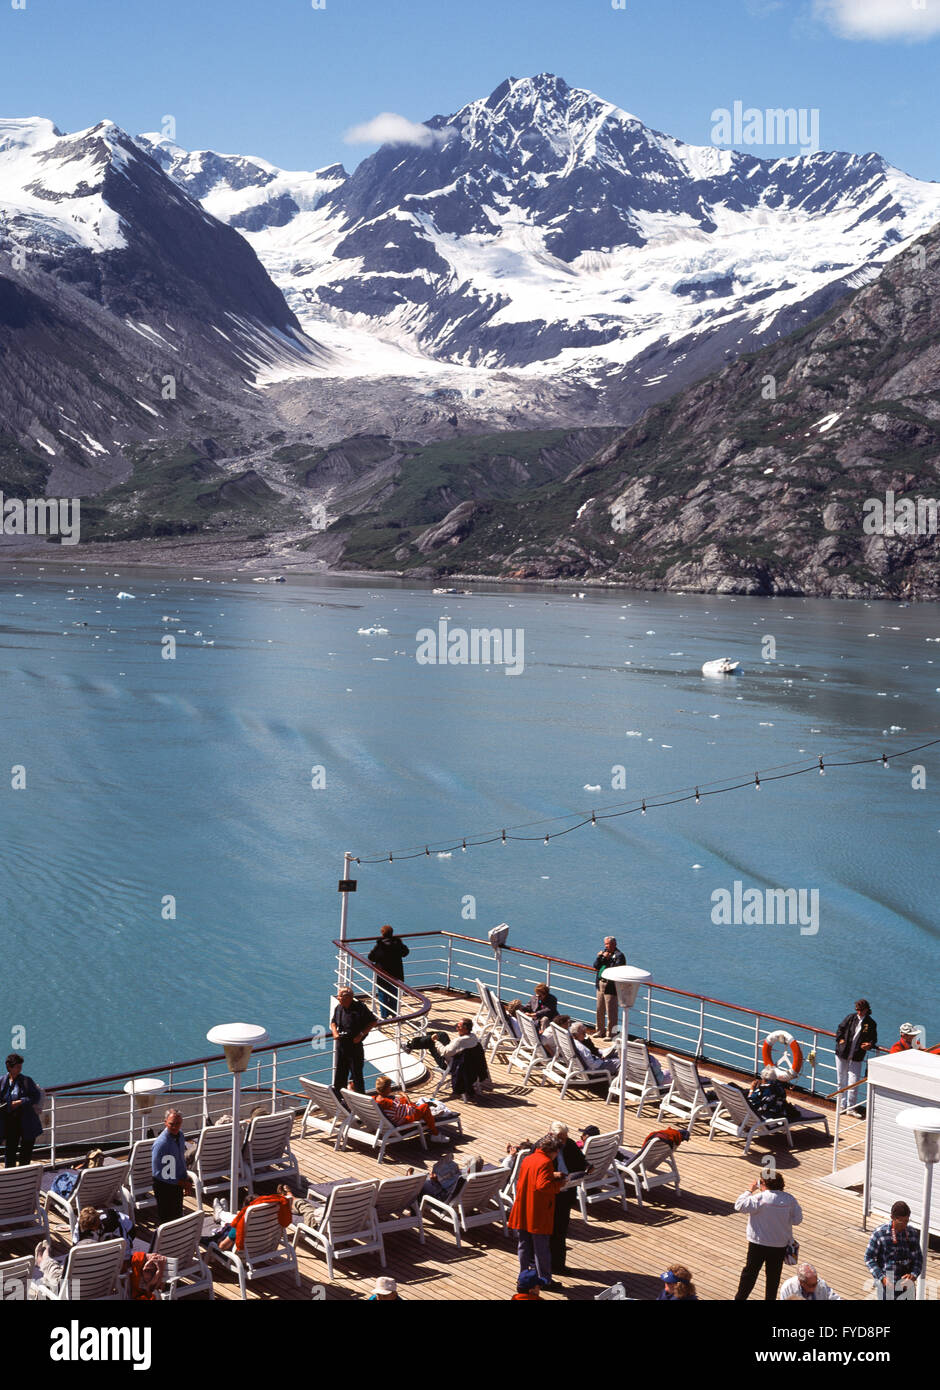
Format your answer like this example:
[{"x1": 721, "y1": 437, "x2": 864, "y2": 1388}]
[{"x1": 865, "y1": 1201, "x2": 922, "y2": 1299}]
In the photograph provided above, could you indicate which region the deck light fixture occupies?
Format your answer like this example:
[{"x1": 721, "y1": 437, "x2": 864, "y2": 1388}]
[
  {"x1": 602, "y1": 964, "x2": 652, "y2": 1139},
  {"x1": 123, "y1": 1077, "x2": 166, "y2": 1143},
  {"x1": 207, "y1": 1023, "x2": 269, "y2": 1216}
]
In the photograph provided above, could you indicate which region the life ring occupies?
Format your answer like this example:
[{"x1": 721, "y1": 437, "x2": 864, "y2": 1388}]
[{"x1": 761, "y1": 1030, "x2": 803, "y2": 1080}]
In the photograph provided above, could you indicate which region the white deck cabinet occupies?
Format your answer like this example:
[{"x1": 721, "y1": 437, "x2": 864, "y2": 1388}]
[{"x1": 864, "y1": 1050, "x2": 940, "y2": 1234}]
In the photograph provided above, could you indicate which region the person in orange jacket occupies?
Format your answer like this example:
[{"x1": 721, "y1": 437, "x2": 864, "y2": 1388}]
[{"x1": 508, "y1": 1135, "x2": 566, "y2": 1288}]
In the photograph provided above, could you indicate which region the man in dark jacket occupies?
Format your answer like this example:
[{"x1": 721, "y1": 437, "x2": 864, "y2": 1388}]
[
  {"x1": 835, "y1": 999, "x2": 877, "y2": 1115},
  {"x1": 547, "y1": 1121, "x2": 587, "y2": 1274},
  {"x1": 331, "y1": 988, "x2": 377, "y2": 1094},
  {"x1": 593, "y1": 936, "x2": 626, "y2": 1038},
  {"x1": 368, "y1": 924, "x2": 410, "y2": 1019},
  {"x1": 0, "y1": 1053, "x2": 43, "y2": 1167}
]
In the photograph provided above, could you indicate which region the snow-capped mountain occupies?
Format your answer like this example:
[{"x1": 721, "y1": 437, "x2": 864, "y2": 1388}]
[
  {"x1": 0, "y1": 116, "x2": 333, "y2": 485},
  {"x1": 136, "y1": 73, "x2": 940, "y2": 403}
]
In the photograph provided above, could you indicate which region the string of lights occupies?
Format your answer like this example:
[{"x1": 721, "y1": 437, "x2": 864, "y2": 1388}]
[{"x1": 353, "y1": 736, "x2": 940, "y2": 865}]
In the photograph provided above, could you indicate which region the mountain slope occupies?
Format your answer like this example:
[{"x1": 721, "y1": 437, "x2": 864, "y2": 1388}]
[{"x1": 343, "y1": 223, "x2": 940, "y2": 599}]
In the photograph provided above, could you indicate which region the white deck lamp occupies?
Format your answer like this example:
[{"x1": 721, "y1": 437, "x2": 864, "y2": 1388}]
[
  {"x1": 123, "y1": 1077, "x2": 166, "y2": 1143},
  {"x1": 895, "y1": 1107, "x2": 940, "y2": 1300},
  {"x1": 207, "y1": 1023, "x2": 269, "y2": 1216},
  {"x1": 602, "y1": 965, "x2": 652, "y2": 1139},
  {"x1": 488, "y1": 923, "x2": 510, "y2": 1000}
]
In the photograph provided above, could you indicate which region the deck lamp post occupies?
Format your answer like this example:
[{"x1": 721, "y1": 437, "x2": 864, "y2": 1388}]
[
  {"x1": 207, "y1": 1023, "x2": 269, "y2": 1217},
  {"x1": 602, "y1": 965, "x2": 652, "y2": 1139},
  {"x1": 123, "y1": 1077, "x2": 165, "y2": 1143},
  {"x1": 488, "y1": 923, "x2": 510, "y2": 1000},
  {"x1": 895, "y1": 1107, "x2": 940, "y2": 1300}
]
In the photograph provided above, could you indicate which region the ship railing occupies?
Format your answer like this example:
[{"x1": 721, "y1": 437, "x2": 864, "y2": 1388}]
[{"x1": 38, "y1": 937, "x2": 432, "y2": 1163}]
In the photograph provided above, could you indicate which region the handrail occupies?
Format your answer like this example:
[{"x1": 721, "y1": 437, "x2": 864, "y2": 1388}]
[{"x1": 330, "y1": 938, "x2": 433, "y2": 1030}]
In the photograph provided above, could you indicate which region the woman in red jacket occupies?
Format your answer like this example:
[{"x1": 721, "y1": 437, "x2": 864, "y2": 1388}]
[{"x1": 508, "y1": 1136, "x2": 565, "y2": 1288}]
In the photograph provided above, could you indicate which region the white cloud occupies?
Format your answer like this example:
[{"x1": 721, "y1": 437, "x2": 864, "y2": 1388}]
[
  {"x1": 814, "y1": 0, "x2": 940, "y2": 40},
  {"x1": 343, "y1": 112, "x2": 446, "y2": 147}
]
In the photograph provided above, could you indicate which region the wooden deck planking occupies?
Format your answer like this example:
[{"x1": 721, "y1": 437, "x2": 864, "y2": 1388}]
[{"x1": 30, "y1": 990, "x2": 939, "y2": 1301}]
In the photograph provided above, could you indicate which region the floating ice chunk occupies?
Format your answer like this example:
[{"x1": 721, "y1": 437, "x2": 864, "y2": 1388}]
[
  {"x1": 583, "y1": 784, "x2": 601, "y2": 792},
  {"x1": 625, "y1": 730, "x2": 642, "y2": 737},
  {"x1": 437, "y1": 852, "x2": 452, "y2": 860},
  {"x1": 116, "y1": 592, "x2": 134, "y2": 599}
]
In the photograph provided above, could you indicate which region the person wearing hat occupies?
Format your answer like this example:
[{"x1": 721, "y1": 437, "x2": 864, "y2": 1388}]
[
  {"x1": 889, "y1": 1023, "x2": 923, "y2": 1054},
  {"x1": 577, "y1": 1125, "x2": 600, "y2": 1148},
  {"x1": 834, "y1": 999, "x2": 877, "y2": 1116},
  {"x1": 367, "y1": 1276, "x2": 400, "y2": 1301},
  {"x1": 511, "y1": 1268, "x2": 543, "y2": 1300},
  {"x1": 657, "y1": 1264, "x2": 698, "y2": 1300}
]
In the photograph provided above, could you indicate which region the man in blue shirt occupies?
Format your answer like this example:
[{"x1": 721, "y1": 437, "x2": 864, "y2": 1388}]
[
  {"x1": 151, "y1": 1108, "x2": 190, "y2": 1226},
  {"x1": 865, "y1": 1201, "x2": 922, "y2": 1300}
]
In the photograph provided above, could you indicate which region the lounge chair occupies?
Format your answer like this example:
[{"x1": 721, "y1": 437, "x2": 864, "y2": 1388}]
[
  {"x1": 374, "y1": 1171, "x2": 428, "y2": 1249},
  {"x1": 293, "y1": 1179, "x2": 383, "y2": 1281},
  {"x1": 0, "y1": 1254, "x2": 34, "y2": 1301},
  {"x1": 499, "y1": 1144, "x2": 534, "y2": 1207},
  {"x1": 507, "y1": 1011, "x2": 553, "y2": 1085},
  {"x1": 577, "y1": 1132, "x2": 627, "y2": 1220},
  {"x1": 339, "y1": 1090, "x2": 427, "y2": 1163},
  {"x1": 0, "y1": 1163, "x2": 49, "y2": 1249},
  {"x1": 543, "y1": 1023, "x2": 612, "y2": 1100},
  {"x1": 44, "y1": 1163, "x2": 129, "y2": 1241},
  {"x1": 298, "y1": 1078, "x2": 353, "y2": 1146},
  {"x1": 244, "y1": 1111, "x2": 299, "y2": 1192},
  {"x1": 615, "y1": 1134, "x2": 681, "y2": 1207},
  {"x1": 708, "y1": 1079, "x2": 830, "y2": 1151},
  {"x1": 477, "y1": 983, "x2": 517, "y2": 1060},
  {"x1": 595, "y1": 1282, "x2": 633, "y2": 1300},
  {"x1": 606, "y1": 1040, "x2": 670, "y2": 1116},
  {"x1": 657, "y1": 1054, "x2": 717, "y2": 1130},
  {"x1": 121, "y1": 1138, "x2": 158, "y2": 1221},
  {"x1": 212, "y1": 1201, "x2": 300, "y2": 1299},
  {"x1": 34, "y1": 1238, "x2": 126, "y2": 1301},
  {"x1": 151, "y1": 1210, "x2": 214, "y2": 1300},
  {"x1": 420, "y1": 1167, "x2": 509, "y2": 1248},
  {"x1": 192, "y1": 1122, "x2": 242, "y2": 1209}
]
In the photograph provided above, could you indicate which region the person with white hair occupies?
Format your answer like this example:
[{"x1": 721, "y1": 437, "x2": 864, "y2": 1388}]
[
  {"x1": 747, "y1": 1066, "x2": 789, "y2": 1120},
  {"x1": 779, "y1": 1262, "x2": 842, "y2": 1300},
  {"x1": 547, "y1": 1121, "x2": 587, "y2": 1275},
  {"x1": 570, "y1": 1022, "x2": 619, "y2": 1075}
]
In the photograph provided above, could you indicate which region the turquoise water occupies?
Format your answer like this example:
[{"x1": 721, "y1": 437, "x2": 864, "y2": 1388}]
[{"x1": 1, "y1": 564, "x2": 938, "y2": 1083}]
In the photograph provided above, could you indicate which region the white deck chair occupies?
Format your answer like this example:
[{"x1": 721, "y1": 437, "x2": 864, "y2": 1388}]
[
  {"x1": 507, "y1": 1011, "x2": 553, "y2": 1085},
  {"x1": 121, "y1": 1138, "x2": 157, "y2": 1221},
  {"x1": 44, "y1": 1163, "x2": 129, "y2": 1240},
  {"x1": 192, "y1": 1122, "x2": 242, "y2": 1209},
  {"x1": 595, "y1": 1282, "x2": 634, "y2": 1300},
  {"x1": 374, "y1": 1171, "x2": 428, "y2": 1248},
  {"x1": 0, "y1": 1163, "x2": 49, "y2": 1248},
  {"x1": 151, "y1": 1210, "x2": 214, "y2": 1300},
  {"x1": 707, "y1": 1080, "x2": 789, "y2": 1153},
  {"x1": 0, "y1": 1254, "x2": 34, "y2": 1301},
  {"x1": 244, "y1": 1111, "x2": 299, "y2": 1192},
  {"x1": 471, "y1": 979, "x2": 495, "y2": 1036},
  {"x1": 657, "y1": 1054, "x2": 718, "y2": 1130},
  {"x1": 577, "y1": 1132, "x2": 627, "y2": 1220},
  {"x1": 606, "y1": 1040, "x2": 670, "y2": 1116},
  {"x1": 298, "y1": 1078, "x2": 353, "y2": 1146},
  {"x1": 212, "y1": 1200, "x2": 300, "y2": 1298},
  {"x1": 498, "y1": 1145, "x2": 534, "y2": 1207},
  {"x1": 544, "y1": 1024, "x2": 612, "y2": 1100},
  {"x1": 615, "y1": 1135, "x2": 681, "y2": 1207},
  {"x1": 34, "y1": 1238, "x2": 126, "y2": 1301},
  {"x1": 420, "y1": 1167, "x2": 509, "y2": 1248},
  {"x1": 339, "y1": 1089, "x2": 428, "y2": 1163},
  {"x1": 293, "y1": 1179, "x2": 383, "y2": 1281}
]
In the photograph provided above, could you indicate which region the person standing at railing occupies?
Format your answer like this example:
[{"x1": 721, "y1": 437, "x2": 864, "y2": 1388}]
[
  {"x1": 368, "y1": 924, "x2": 410, "y2": 1020},
  {"x1": 593, "y1": 937, "x2": 626, "y2": 1039},
  {"x1": 331, "y1": 987, "x2": 377, "y2": 1095},
  {"x1": 151, "y1": 1109, "x2": 192, "y2": 1226},
  {"x1": 834, "y1": 998, "x2": 877, "y2": 1117},
  {"x1": 0, "y1": 1053, "x2": 43, "y2": 1168}
]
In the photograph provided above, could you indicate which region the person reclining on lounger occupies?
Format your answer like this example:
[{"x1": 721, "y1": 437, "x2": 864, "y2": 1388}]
[
  {"x1": 747, "y1": 1067, "x2": 800, "y2": 1121},
  {"x1": 208, "y1": 1188, "x2": 293, "y2": 1253},
  {"x1": 373, "y1": 1076, "x2": 449, "y2": 1143},
  {"x1": 570, "y1": 1022, "x2": 619, "y2": 1074}
]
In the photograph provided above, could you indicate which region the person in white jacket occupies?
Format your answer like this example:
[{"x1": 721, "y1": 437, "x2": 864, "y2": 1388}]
[
  {"x1": 733, "y1": 1173, "x2": 803, "y2": 1301},
  {"x1": 779, "y1": 1262, "x2": 841, "y2": 1300}
]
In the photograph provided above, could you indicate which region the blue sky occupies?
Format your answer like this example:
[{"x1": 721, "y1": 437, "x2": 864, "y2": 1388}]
[{"x1": 2, "y1": 0, "x2": 939, "y2": 179}]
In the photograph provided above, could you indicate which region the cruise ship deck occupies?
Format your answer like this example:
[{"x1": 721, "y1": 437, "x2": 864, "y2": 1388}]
[{"x1": 27, "y1": 987, "x2": 939, "y2": 1302}]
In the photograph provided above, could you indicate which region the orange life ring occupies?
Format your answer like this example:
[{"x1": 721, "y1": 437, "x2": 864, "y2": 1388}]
[{"x1": 761, "y1": 1030, "x2": 803, "y2": 1079}]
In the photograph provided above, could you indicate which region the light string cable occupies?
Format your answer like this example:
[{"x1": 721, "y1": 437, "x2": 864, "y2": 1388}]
[{"x1": 354, "y1": 736, "x2": 940, "y2": 865}]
